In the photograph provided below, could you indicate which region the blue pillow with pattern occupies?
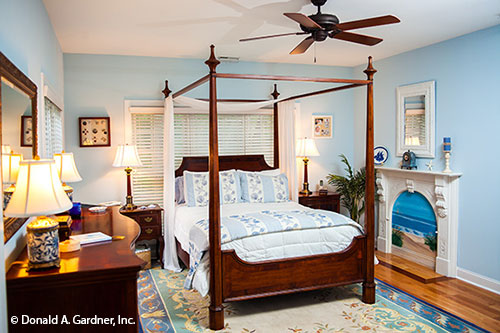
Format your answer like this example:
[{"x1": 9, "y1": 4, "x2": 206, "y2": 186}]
[
  {"x1": 183, "y1": 170, "x2": 241, "y2": 207},
  {"x1": 239, "y1": 172, "x2": 289, "y2": 203}
]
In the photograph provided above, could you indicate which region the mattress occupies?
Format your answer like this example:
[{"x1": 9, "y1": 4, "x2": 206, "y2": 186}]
[{"x1": 174, "y1": 202, "x2": 365, "y2": 296}]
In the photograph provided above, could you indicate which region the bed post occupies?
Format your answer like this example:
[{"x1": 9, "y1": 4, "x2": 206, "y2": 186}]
[
  {"x1": 206, "y1": 45, "x2": 224, "y2": 330},
  {"x1": 162, "y1": 80, "x2": 171, "y2": 98},
  {"x1": 271, "y1": 84, "x2": 280, "y2": 169},
  {"x1": 362, "y1": 56, "x2": 377, "y2": 304}
]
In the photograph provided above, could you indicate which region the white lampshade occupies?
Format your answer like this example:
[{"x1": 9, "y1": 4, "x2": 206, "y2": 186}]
[
  {"x1": 54, "y1": 152, "x2": 82, "y2": 183},
  {"x1": 296, "y1": 138, "x2": 320, "y2": 158},
  {"x1": 113, "y1": 145, "x2": 143, "y2": 168},
  {"x1": 2, "y1": 152, "x2": 22, "y2": 184},
  {"x1": 2, "y1": 145, "x2": 12, "y2": 154},
  {"x1": 4, "y1": 159, "x2": 72, "y2": 217}
]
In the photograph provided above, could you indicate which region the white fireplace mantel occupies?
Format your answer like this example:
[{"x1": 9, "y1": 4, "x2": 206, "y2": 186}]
[{"x1": 375, "y1": 167, "x2": 462, "y2": 277}]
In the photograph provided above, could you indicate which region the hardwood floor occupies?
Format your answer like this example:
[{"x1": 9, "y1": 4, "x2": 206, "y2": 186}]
[{"x1": 375, "y1": 263, "x2": 500, "y2": 332}]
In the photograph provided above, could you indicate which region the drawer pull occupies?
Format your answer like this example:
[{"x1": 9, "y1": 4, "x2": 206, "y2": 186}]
[
  {"x1": 145, "y1": 228, "x2": 154, "y2": 234},
  {"x1": 144, "y1": 217, "x2": 153, "y2": 223}
]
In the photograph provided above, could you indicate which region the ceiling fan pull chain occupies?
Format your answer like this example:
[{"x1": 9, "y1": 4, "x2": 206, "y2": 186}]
[{"x1": 314, "y1": 43, "x2": 317, "y2": 63}]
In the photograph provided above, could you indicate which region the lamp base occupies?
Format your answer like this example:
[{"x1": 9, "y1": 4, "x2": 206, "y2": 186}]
[
  {"x1": 122, "y1": 195, "x2": 136, "y2": 211},
  {"x1": 299, "y1": 183, "x2": 312, "y2": 196},
  {"x1": 26, "y1": 216, "x2": 60, "y2": 271}
]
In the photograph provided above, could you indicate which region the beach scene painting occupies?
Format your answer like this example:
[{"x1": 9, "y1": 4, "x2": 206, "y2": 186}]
[{"x1": 391, "y1": 191, "x2": 437, "y2": 269}]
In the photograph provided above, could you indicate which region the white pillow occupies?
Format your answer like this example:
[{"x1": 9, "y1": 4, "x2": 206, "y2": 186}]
[{"x1": 183, "y1": 169, "x2": 241, "y2": 207}]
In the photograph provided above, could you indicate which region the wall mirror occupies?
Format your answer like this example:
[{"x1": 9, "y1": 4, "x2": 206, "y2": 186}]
[
  {"x1": 0, "y1": 52, "x2": 38, "y2": 242},
  {"x1": 396, "y1": 80, "x2": 435, "y2": 158}
]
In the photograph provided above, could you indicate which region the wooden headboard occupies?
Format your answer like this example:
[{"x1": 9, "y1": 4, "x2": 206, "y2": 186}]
[{"x1": 175, "y1": 155, "x2": 274, "y2": 177}]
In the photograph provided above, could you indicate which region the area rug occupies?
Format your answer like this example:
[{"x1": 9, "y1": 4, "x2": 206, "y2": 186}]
[{"x1": 137, "y1": 269, "x2": 487, "y2": 332}]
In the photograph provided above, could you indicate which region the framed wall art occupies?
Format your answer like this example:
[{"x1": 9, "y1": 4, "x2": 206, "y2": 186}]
[
  {"x1": 21, "y1": 115, "x2": 33, "y2": 147},
  {"x1": 312, "y1": 115, "x2": 332, "y2": 139},
  {"x1": 79, "y1": 117, "x2": 111, "y2": 147}
]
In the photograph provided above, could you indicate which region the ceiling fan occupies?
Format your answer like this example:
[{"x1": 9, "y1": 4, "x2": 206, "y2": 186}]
[{"x1": 239, "y1": 0, "x2": 400, "y2": 55}]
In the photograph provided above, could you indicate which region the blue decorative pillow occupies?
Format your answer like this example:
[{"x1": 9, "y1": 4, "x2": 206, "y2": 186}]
[
  {"x1": 183, "y1": 170, "x2": 241, "y2": 207},
  {"x1": 239, "y1": 172, "x2": 289, "y2": 203},
  {"x1": 175, "y1": 176, "x2": 185, "y2": 204}
]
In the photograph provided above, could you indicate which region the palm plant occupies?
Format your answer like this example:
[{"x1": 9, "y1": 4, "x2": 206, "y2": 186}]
[{"x1": 327, "y1": 154, "x2": 366, "y2": 222}]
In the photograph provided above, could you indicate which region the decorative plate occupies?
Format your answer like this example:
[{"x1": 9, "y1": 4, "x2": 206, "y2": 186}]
[{"x1": 374, "y1": 146, "x2": 389, "y2": 165}]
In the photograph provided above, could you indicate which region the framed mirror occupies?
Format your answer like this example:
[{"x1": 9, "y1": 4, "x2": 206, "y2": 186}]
[
  {"x1": 0, "y1": 52, "x2": 38, "y2": 242},
  {"x1": 396, "y1": 80, "x2": 435, "y2": 158}
]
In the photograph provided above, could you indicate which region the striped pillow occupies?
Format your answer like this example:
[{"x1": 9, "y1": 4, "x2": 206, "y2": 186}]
[
  {"x1": 183, "y1": 170, "x2": 241, "y2": 207},
  {"x1": 239, "y1": 172, "x2": 289, "y2": 203}
]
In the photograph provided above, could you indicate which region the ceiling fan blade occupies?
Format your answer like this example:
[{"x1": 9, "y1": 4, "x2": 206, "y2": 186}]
[
  {"x1": 284, "y1": 13, "x2": 322, "y2": 29},
  {"x1": 240, "y1": 32, "x2": 307, "y2": 42},
  {"x1": 336, "y1": 15, "x2": 400, "y2": 31},
  {"x1": 290, "y1": 36, "x2": 314, "y2": 55},
  {"x1": 332, "y1": 31, "x2": 383, "y2": 46}
]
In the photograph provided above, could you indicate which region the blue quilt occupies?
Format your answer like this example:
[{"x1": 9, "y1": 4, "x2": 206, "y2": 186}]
[{"x1": 184, "y1": 209, "x2": 361, "y2": 289}]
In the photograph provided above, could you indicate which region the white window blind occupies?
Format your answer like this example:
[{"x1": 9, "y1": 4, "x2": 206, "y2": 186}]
[
  {"x1": 44, "y1": 97, "x2": 63, "y2": 157},
  {"x1": 174, "y1": 113, "x2": 274, "y2": 168},
  {"x1": 130, "y1": 107, "x2": 274, "y2": 207},
  {"x1": 131, "y1": 112, "x2": 165, "y2": 207}
]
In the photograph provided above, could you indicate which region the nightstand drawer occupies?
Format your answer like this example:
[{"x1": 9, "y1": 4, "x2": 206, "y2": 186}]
[
  {"x1": 299, "y1": 192, "x2": 340, "y2": 213},
  {"x1": 137, "y1": 214, "x2": 159, "y2": 225},
  {"x1": 138, "y1": 225, "x2": 161, "y2": 239}
]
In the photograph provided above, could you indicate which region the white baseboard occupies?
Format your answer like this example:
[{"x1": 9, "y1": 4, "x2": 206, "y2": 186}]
[{"x1": 457, "y1": 267, "x2": 500, "y2": 295}]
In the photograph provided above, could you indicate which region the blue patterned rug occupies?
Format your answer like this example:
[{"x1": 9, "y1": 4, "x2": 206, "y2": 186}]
[{"x1": 137, "y1": 269, "x2": 487, "y2": 332}]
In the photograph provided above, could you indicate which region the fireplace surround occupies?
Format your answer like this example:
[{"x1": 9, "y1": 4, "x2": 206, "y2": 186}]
[{"x1": 376, "y1": 167, "x2": 462, "y2": 277}]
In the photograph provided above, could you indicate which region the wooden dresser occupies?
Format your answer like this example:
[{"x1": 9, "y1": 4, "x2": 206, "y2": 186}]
[
  {"x1": 298, "y1": 191, "x2": 341, "y2": 213},
  {"x1": 119, "y1": 205, "x2": 164, "y2": 268},
  {"x1": 6, "y1": 206, "x2": 145, "y2": 333}
]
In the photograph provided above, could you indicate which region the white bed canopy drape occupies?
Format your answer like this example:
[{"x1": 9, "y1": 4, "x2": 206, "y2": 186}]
[{"x1": 163, "y1": 94, "x2": 299, "y2": 271}]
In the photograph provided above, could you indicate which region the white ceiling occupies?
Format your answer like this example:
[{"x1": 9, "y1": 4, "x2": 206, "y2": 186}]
[{"x1": 43, "y1": 0, "x2": 500, "y2": 67}]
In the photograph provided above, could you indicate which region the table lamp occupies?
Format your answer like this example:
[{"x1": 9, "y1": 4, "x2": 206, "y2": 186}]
[
  {"x1": 296, "y1": 137, "x2": 320, "y2": 195},
  {"x1": 2, "y1": 150, "x2": 22, "y2": 207},
  {"x1": 4, "y1": 157, "x2": 72, "y2": 270},
  {"x1": 54, "y1": 151, "x2": 82, "y2": 200},
  {"x1": 113, "y1": 144, "x2": 143, "y2": 210}
]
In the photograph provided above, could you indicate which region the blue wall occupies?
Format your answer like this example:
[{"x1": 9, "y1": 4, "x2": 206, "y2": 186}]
[
  {"x1": 0, "y1": 0, "x2": 64, "y2": 96},
  {"x1": 354, "y1": 25, "x2": 500, "y2": 281},
  {"x1": 64, "y1": 53, "x2": 358, "y2": 205}
]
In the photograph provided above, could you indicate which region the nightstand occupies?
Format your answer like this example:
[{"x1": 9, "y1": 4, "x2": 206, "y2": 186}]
[
  {"x1": 120, "y1": 205, "x2": 164, "y2": 268},
  {"x1": 299, "y1": 191, "x2": 341, "y2": 213}
]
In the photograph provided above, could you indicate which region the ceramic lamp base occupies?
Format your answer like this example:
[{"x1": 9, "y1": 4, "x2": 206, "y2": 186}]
[{"x1": 26, "y1": 216, "x2": 60, "y2": 271}]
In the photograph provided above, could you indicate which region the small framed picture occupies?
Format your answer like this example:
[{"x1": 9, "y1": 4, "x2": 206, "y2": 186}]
[
  {"x1": 312, "y1": 115, "x2": 332, "y2": 139},
  {"x1": 79, "y1": 117, "x2": 111, "y2": 147},
  {"x1": 21, "y1": 115, "x2": 33, "y2": 147}
]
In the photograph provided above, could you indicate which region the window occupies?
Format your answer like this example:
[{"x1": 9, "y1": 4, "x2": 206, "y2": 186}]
[
  {"x1": 131, "y1": 111, "x2": 164, "y2": 207},
  {"x1": 174, "y1": 112, "x2": 274, "y2": 168},
  {"x1": 127, "y1": 103, "x2": 274, "y2": 206},
  {"x1": 44, "y1": 97, "x2": 63, "y2": 157}
]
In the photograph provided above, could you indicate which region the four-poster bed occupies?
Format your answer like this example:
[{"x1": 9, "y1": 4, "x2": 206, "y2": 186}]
[{"x1": 164, "y1": 45, "x2": 376, "y2": 330}]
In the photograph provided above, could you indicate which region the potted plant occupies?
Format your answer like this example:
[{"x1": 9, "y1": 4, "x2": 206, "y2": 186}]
[{"x1": 327, "y1": 154, "x2": 366, "y2": 222}]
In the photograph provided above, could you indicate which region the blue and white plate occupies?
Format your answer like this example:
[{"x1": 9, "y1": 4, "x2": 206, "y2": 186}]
[{"x1": 374, "y1": 146, "x2": 389, "y2": 165}]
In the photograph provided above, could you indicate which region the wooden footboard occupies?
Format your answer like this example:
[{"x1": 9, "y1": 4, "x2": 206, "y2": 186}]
[{"x1": 222, "y1": 235, "x2": 367, "y2": 302}]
